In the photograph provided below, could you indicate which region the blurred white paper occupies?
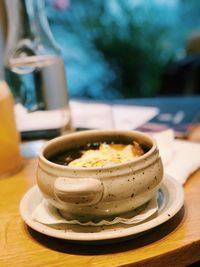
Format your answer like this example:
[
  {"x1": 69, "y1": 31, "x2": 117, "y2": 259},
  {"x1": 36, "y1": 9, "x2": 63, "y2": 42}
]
[
  {"x1": 70, "y1": 101, "x2": 114, "y2": 129},
  {"x1": 70, "y1": 100, "x2": 159, "y2": 130},
  {"x1": 15, "y1": 100, "x2": 159, "y2": 132},
  {"x1": 112, "y1": 104, "x2": 159, "y2": 130},
  {"x1": 15, "y1": 103, "x2": 69, "y2": 131}
]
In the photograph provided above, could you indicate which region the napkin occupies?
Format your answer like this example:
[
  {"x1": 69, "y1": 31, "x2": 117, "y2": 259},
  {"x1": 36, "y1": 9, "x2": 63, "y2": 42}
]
[
  {"x1": 153, "y1": 129, "x2": 200, "y2": 184},
  {"x1": 32, "y1": 194, "x2": 158, "y2": 226}
]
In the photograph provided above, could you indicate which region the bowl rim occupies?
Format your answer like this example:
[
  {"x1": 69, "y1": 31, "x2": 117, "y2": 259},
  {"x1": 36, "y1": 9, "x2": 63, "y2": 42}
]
[{"x1": 38, "y1": 130, "x2": 158, "y2": 171}]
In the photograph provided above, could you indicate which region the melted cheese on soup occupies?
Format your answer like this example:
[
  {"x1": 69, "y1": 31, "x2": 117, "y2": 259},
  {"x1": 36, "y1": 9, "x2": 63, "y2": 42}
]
[{"x1": 68, "y1": 142, "x2": 144, "y2": 167}]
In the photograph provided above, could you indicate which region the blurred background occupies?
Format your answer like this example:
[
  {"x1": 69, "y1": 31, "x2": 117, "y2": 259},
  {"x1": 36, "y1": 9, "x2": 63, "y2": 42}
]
[{"x1": 44, "y1": 0, "x2": 200, "y2": 100}]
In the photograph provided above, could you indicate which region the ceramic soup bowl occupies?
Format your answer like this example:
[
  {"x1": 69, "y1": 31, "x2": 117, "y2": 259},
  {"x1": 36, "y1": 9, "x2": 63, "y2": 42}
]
[{"x1": 37, "y1": 130, "x2": 163, "y2": 221}]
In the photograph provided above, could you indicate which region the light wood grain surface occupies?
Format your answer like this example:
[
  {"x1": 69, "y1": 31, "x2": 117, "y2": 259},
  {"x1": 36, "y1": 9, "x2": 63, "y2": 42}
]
[{"x1": 1, "y1": 157, "x2": 200, "y2": 267}]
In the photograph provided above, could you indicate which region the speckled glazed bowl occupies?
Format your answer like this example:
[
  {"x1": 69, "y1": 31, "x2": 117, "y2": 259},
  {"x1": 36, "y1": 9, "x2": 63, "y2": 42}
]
[{"x1": 37, "y1": 130, "x2": 163, "y2": 220}]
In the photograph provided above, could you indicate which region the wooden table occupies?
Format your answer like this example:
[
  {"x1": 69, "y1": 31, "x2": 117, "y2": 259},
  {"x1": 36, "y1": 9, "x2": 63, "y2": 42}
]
[{"x1": 1, "y1": 153, "x2": 200, "y2": 267}]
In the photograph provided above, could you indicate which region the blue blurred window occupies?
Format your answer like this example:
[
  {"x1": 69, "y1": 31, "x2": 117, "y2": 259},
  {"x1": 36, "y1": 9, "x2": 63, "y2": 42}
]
[{"x1": 46, "y1": 0, "x2": 200, "y2": 99}]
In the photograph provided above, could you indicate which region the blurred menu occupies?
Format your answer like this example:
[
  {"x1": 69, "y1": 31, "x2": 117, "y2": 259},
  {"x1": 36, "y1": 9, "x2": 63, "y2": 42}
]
[
  {"x1": 130, "y1": 97, "x2": 200, "y2": 137},
  {"x1": 70, "y1": 100, "x2": 159, "y2": 130},
  {"x1": 69, "y1": 97, "x2": 200, "y2": 138}
]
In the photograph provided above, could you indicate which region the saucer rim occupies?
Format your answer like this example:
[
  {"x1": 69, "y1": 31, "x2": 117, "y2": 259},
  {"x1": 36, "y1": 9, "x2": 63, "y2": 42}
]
[{"x1": 19, "y1": 174, "x2": 184, "y2": 243}]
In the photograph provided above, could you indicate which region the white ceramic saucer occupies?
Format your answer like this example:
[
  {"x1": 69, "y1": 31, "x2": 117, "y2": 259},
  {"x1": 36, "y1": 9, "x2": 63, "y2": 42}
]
[{"x1": 19, "y1": 174, "x2": 184, "y2": 244}]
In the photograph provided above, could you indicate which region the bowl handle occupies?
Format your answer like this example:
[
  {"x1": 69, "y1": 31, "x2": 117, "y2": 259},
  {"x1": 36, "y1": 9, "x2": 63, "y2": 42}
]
[{"x1": 54, "y1": 177, "x2": 104, "y2": 206}]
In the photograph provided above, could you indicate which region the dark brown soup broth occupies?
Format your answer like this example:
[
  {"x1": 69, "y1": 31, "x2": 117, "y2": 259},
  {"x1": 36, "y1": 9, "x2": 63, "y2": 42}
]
[{"x1": 49, "y1": 142, "x2": 101, "y2": 166}]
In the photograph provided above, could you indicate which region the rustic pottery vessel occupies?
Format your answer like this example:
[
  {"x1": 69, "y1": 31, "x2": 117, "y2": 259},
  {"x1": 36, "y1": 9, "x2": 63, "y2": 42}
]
[{"x1": 37, "y1": 130, "x2": 163, "y2": 220}]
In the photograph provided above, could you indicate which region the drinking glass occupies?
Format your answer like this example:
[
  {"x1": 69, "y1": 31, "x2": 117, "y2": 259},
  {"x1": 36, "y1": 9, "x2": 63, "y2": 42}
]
[
  {"x1": 4, "y1": 0, "x2": 71, "y2": 139},
  {"x1": 0, "y1": 81, "x2": 23, "y2": 178}
]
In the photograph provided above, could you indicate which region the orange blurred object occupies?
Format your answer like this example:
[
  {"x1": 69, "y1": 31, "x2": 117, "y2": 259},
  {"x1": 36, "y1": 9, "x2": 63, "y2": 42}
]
[{"x1": 0, "y1": 81, "x2": 23, "y2": 177}]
